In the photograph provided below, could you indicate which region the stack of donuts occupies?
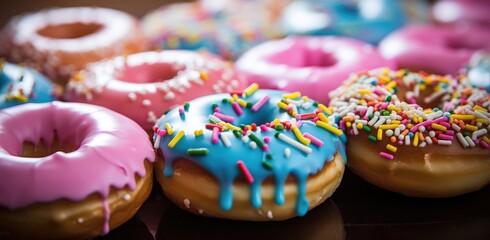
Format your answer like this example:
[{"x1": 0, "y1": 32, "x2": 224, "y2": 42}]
[{"x1": 0, "y1": 0, "x2": 489, "y2": 239}]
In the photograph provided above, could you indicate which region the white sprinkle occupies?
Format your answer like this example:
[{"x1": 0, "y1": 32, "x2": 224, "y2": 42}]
[
  {"x1": 183, "y1": 199, "x2": 191, "y2": 208},
  {"x1": 437, "y1": 140, "x2": 452, "y2": 146},
  {"x1": 418, "y1": 126, "x2": 426, "y2": 132},
  {"x1": 398, "y1": 124, "x2": 406, "y2": 131},
  {"x1": 373, "y1": 117, "x2": 387, "y2": 129},
  {"x1": 352, "y1": 125, "x2": 359, "y2": 135},
  {"x1": 77, "y1": 218, "x2": 84, "y2": 224},
  {"x1": 242, "y1": 136, "x2": 250, "y2": 143},
  {"x1": 465, "y1": 136, "x2": 476, "y2": 147},
  {"x1": 267, "y1": 211, "x2": 274, "y2": 219},
  {"x1": 249, "y1": 141, "x2": 257, "y2": 149},
  {"x1": 128, "y1": 92, "x2": 137, "y2": 101},
  {"x1": 123, "y1": 194, "x2": 131, "y2": 201},
  {"x1": 164, "y1": 91, "x2": 175, "y2": 100},
  {"x1": 385, "y1": 129, "x2": 394, "y2": 137},
  {"x1": 142, "y1": 99, "x2": 151, "y2": 106},
  {"x1": 368, "y1": 115, "x2": 379, "y2": 126},
  {"x1": 429, "y1": 131, "x2": 436, "y2": 138},
  {"x1": 425, "y1": 136, "x2": 433, "y2": 144},
  {"x1": 419, "y1": 142, "x2": 427, "y2": 148},
  {"x1": 284, "y1": 148, "x2": 291, "y2": 158},
  {"x1": 394, "y1": 128, "x2": 401, "y2": 136},
  {"x1": 452, "y1": 123, "x2": 461, "y2": 132},
  {"x1": 456, "y1": 133, "x2": 469, "y2": 148},
  {"x1": 198, "y1": 209, "x2": 204, "y2": 214},
  {"x1": 404, "y1": 135, "x2": 411, "y2": 145},
  {"x1": 277, "y1": 133, "x2": 312, "y2": 154},
  {"x1": 472, "y1": 129, "x2": 488, "y2": 140},
  {"x1": 221, "y1": 134, "x2": 232, "y2": 147},
  {"x1": 208, "y1": 115, "x2": 223, "y2": 124}
]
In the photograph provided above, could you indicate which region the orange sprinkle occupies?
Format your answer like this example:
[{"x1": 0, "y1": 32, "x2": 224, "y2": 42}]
[{"x1": 390, "y1": 136, "x2": 397, "y2": 143}]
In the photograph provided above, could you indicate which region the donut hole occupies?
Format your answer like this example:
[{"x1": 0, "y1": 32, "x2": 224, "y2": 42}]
[
  {"x1": 446, "y1": 36, "x2": 484, "y2": 51},
  {"x1": 117, "y1": 63, "x2": 180, "y2": 83},
  {"x1": 266, "y1": 45, "x2": 337, "y2": 68},
  {"x1": 37, "y1": 23, "x2": 103, "y2": 39},
  {"x1": 21, "y1": 131, "x2": 80, "y2": 158}
]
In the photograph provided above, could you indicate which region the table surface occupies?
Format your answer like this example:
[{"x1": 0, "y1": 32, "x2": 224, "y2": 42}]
[{"x1": 96, "y1": 169, "x2": 490, "y2": 240}]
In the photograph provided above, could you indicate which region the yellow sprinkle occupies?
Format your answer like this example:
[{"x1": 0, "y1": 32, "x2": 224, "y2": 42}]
[
  {"x1": 237, "y1": 99, "x2": 247, "y2": 107},
  {"x1": 302, "y1": 96, "x2": 309, "y2": 102},
  {"x1": 168, "y1": 130, "x2": 185, "y2": 148},
  {"x1": 283, "y1": 91, "x2": 301, "y2": 99},
  {"x1": 72, "y1": 72, "x2": 84, "y2": 82},
  {"x1": 379, "y1": 124, "x2": 399, "y2": 130},
  {"x1": 451, "y1": 114, "x2": 475, "y2": 121},
  {"x1": 423, "y1": 109, "x2": 433, "y2": 114},
  {"x1": 378, "y1": 75, "x2": 390, "y2": 84},
  {"x1": 391, "y1": 120, "x2": 401, "y2": 124},
  {"x1": 473, "y1": 105, "x2": 487, "y2": 112},
  {"x1": 413, "y1": 131, "x2": 419, "y2": 147},
  {"x1": 434, "y1": 85, "x2": 442, "y2": 92},
  {"x1": 357, "y1": 89, "x2": 372, "y2": 95},
  {"x1": 232, "y1": 94, "x2": 239, "y2": 99},
  {"x1": 317, "y1": 112, "x2": 329, "y2": 123},
  {"x1": 277, "y1": 101, "x2": 288, "y2": 110},
  {"x1": 465, "y1": 124, "x2": 478, "y2": 131},
  {"x1": 483, "y1": 136, "x2": 490, "y2": 144},
  {"x1": 359, "y1": 99, "x2": 366, "y2": 105},
  {"x1": 199, "y1": 71, "x2": 208, "y2": 81},
  {"x1": 194, "y1": 129, "x2": 203, "y2": 137},
  {"x1": 407, "y1": 123, "x2": 414, "y2": 129},
  {"x1": 318, "y1": 104, "x2": 332, "y2": 115},
  {"x1": 244, "y1": 83, "x2": 259, "y2": 96},
  {"x1": 377, "y1": 129, "x2": 383, "y2": 141},
  {"x1": 419, "y1": 84, "x2": 426, "y2": 91},
  {"x1": 396, "y1": 69, "x2": 405, "y2": 78},
  {"x1": 418, "y1": 117, "x2": 423, "y2": 123},
  {"x1": 431, "y1": 123, "x2": 447, "y2": 131},
  {"x1": 385, "y1": 81, "x2": 397, "y2": 90},
  {"x1": 387, "y1": 105, "x2": 401, "y2": 112},
  {"x1": 316, "y1": 121, "x2": 343, "y2": 136},
  {"x1": 438, "y1": 76, "x2": 449, "y2": 84},
  {"x1": 386, "y1": 144, "x2": 397, "y2": 153},
  {"x1": 476, "y1": 118, "x2": 489, "y2": 124},
  {"x1": 425, "y1": 76, "x2": 433, "y2": 85},
  {"x1": 382, "y1": 68, "x2": 391, "y2": 76},
  {"x1": 224, "y1": 123, "x2": 240, "y2": 131},
  {"x1": 356, "y1": 123, "x2": 363, "y2": 129},
  {"x1": 292, "y1": 126, "x2": 311, "y2": 146},
  {"x1": 346, "y1": 122, "x2": 352, "y2": 128},
  {"x1": 228, "y1": 98, "x2": 235, "y2": 104},
  {"x1": 291, "y1": 111, "x2": 297, "y2": 117},
  {"x1": 165, "y1": 123, "x2": 174, "y2": 135},
  {"x1": 273, "y1": 119, "x2": 281, "y2": 124}
]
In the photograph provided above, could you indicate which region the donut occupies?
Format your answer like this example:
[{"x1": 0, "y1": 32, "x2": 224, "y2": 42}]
[
  {"x1": 153, "y1": 86, "x2": 347, "y2": 220},
  {"x1": 280, "y1": 0, "x2": 429, "y2": 44},
  {"x1": 328, "y1": 68, "x2": 490, "y2": 197},
  {"x1": 235, "y1": 36, "x2": 395, "y2": 104},
  {"x1": 0, "y1": 102, "x2": 155, "y2": 239},
  {"x1": 64, "y1": 50, "x2": 244, "y2": 131},
  {"x1": 141, "y1": 0, "x2": 288, "y2": 60},
  {"x1": 433, "y1": 0, "x2": 490, "y2": 26},
  {"x1": 379, "y1": 24, "x2": 490, "y2": 76},
  {"x1": 0, "y1": 7, "x2": 148, "y2": 86},
  {"x1": 1, "y1": 61, "x2": 55, "y2": 109}
]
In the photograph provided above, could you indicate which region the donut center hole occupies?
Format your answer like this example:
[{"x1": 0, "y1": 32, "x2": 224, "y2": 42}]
[
  {"x1": 21, "y1": 132, "x2": 80, "y2": 158},
  {"x1": 446, "y1": 36, "x2": 484, "y2": 51},
  {"x1": 37, "y1": 23, "x2": 103, "y2": 39},
  {"x1": 267, "y1": 45, "x2": 337, "y2": 68},
  {"x1": 117, "y1": 63, "x2": 180, "y2": 83}
]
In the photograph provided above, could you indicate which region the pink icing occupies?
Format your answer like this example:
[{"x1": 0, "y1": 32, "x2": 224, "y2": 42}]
[
  {"x1": 433, "y1": 0, "x2": 490, "y2": 26},
  {"x1": 64, "y1": 50, "x2": 244, "y2": 130},
  {"x1": 0, "y1": 102, "x2": 155, "y2": 232},
  {"x1": 379, "y1": 24, "x2": 490, "y2": 76},
  {"x1": 234, "y1": 36, "x2": 395, "y2": 104}
]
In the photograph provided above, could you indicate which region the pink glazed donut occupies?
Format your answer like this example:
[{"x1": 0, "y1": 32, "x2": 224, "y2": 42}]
[
  {"x1": 235, "y1": 36, "x2": 395, "y2": 104},
  {"x1": 379, "y1": 24, "x2": 490, "y2": 76},
  {"x1": 0, "y1": 102, "x2": 155, "y2": 239},
  {"x1": 433, "y1": 0, "x2": 490, "y2": 26},
  {"x1": 64, "y1": 50, "x2": 244, "y2": 131}
]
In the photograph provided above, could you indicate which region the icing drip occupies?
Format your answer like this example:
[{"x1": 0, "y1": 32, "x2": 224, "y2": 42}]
[{"x1": 154, "y1": 88, "x2": 346, "y2": 215}]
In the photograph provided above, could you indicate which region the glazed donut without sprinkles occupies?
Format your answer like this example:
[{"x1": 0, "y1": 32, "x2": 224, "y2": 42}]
[
  {"x1": 153, "y1": 87, "x2": 347, "y2": 220},
  {"x1": 0, "y1": 102, "x2": 155, "y2": 239},
  {"x1": 280, "y1": 0, "x2": 429, "y2": 44},
  {"x1": 64, "y1": 50, "x2": 243, "y2": 131},
  {"x1": 235, "y1": 36, "x2": 395, "y2": 104},
  {"x1": 1, "y1": 61, "x2": 55, "y2": 109},
  {"x1": 0, "y1": 7, "x2": 148, "y2": 86},
  {"x1": 141, "y1": 0, "x2": 288, "y2": 60},
  {"x1": 379, "y1": 24, "x2": 490, "y2": 76},
  {"x1": 328, "y1": 68, "x2": 490, "y2": 197}
]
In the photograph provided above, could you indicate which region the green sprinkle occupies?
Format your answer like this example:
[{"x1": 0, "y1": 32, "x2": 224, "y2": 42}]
[
  {"x1": 393, "y1": 86, "x2": 399, "y2": 93},
  {"x1": 368, "y1": 135, "x2": 377, "y2": 142},
  {"x1": 381, "y1": 110, "x2": 390, "y2": 116},
  {"x1": 363, "y1": 126, "x2": 372, "y2": 133},
  {"x1": 275, "y1": 124, "x2": 285, "y2": 131},
  {"x1": 233, "y1": 130, "x2": 242, "y2": 138},
  {"x1": 246, "y1": 102, "x2": 253, "y2": 108},
  {"x1": 313, "y1": 102, "x2": 318, "y2": 107},
  {"x1": 221, "y1": 99, "x2": 228, "y2": 103},
  {"x1": 385, "y1": 95, "x2": 392, "y2": 102},
  {"x1": 240, "y1": 124, "x2": 247, "y2": 130},
  {"x1": 183, "y1": 102, "x2": 190, "y2": 111},
  {"x1": 266, "y1": 153, "x2": 273, "y2": 160},
  {"x1": 274, "y1": 132, "x2": 280, "y2": 138},
  {"x1": 463, "y1": 132, "x2": 470, "y2": 137},
  {"x1": 262, "y1": 160, "x2": 273, "y2": 170},
  {"x1": 249, "y1": 133, "x2": 264, "y2": 147},
  {"x1": 212, "y1": 103, "x2": 219, "y2": 110},
  {"x1": 187, "y1": 148, "x2": 209, "y2": 156}
]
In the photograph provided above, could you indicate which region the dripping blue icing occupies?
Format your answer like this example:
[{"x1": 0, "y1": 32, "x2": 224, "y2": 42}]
[
  {"x1": 155, "y1": 89, "x2": 346, "y2": 216},
  {"x1": 1, "y1": 62, "x2": 55, "y2": 109}
]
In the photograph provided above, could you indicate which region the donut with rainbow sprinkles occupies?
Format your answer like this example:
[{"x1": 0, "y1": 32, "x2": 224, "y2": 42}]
[
  {"x1": 153, "y1": 84, "x2": 347, "y2": 220},
  {"x1": 329, "y1": 68, "x2": 490, "y2": 198}
]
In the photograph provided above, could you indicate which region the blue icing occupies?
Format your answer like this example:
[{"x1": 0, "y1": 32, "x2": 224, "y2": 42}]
[
  {"x1": 281, "y1": 0, "x2": 428, "y2": 44},
  {"x1": 155, "y1": 90, "x2": 346, "y2": 216},
  {"x1": 1, "y1": 62, "x2": 55, "y2": 109}
]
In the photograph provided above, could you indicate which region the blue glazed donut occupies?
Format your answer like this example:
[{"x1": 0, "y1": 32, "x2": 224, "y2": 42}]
[
  {"x1": 141, "y1": 0, "x2": 288, "y2": 60},
  {"x1": 153, "y1": 87, "x2": 347, "y2": 220},
  {"x1": 280, "y1": 0, "x2": 429, "y2": 44},
  {"x1": 1, "y1": 62, "x2": 55, "y2": 109}
]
